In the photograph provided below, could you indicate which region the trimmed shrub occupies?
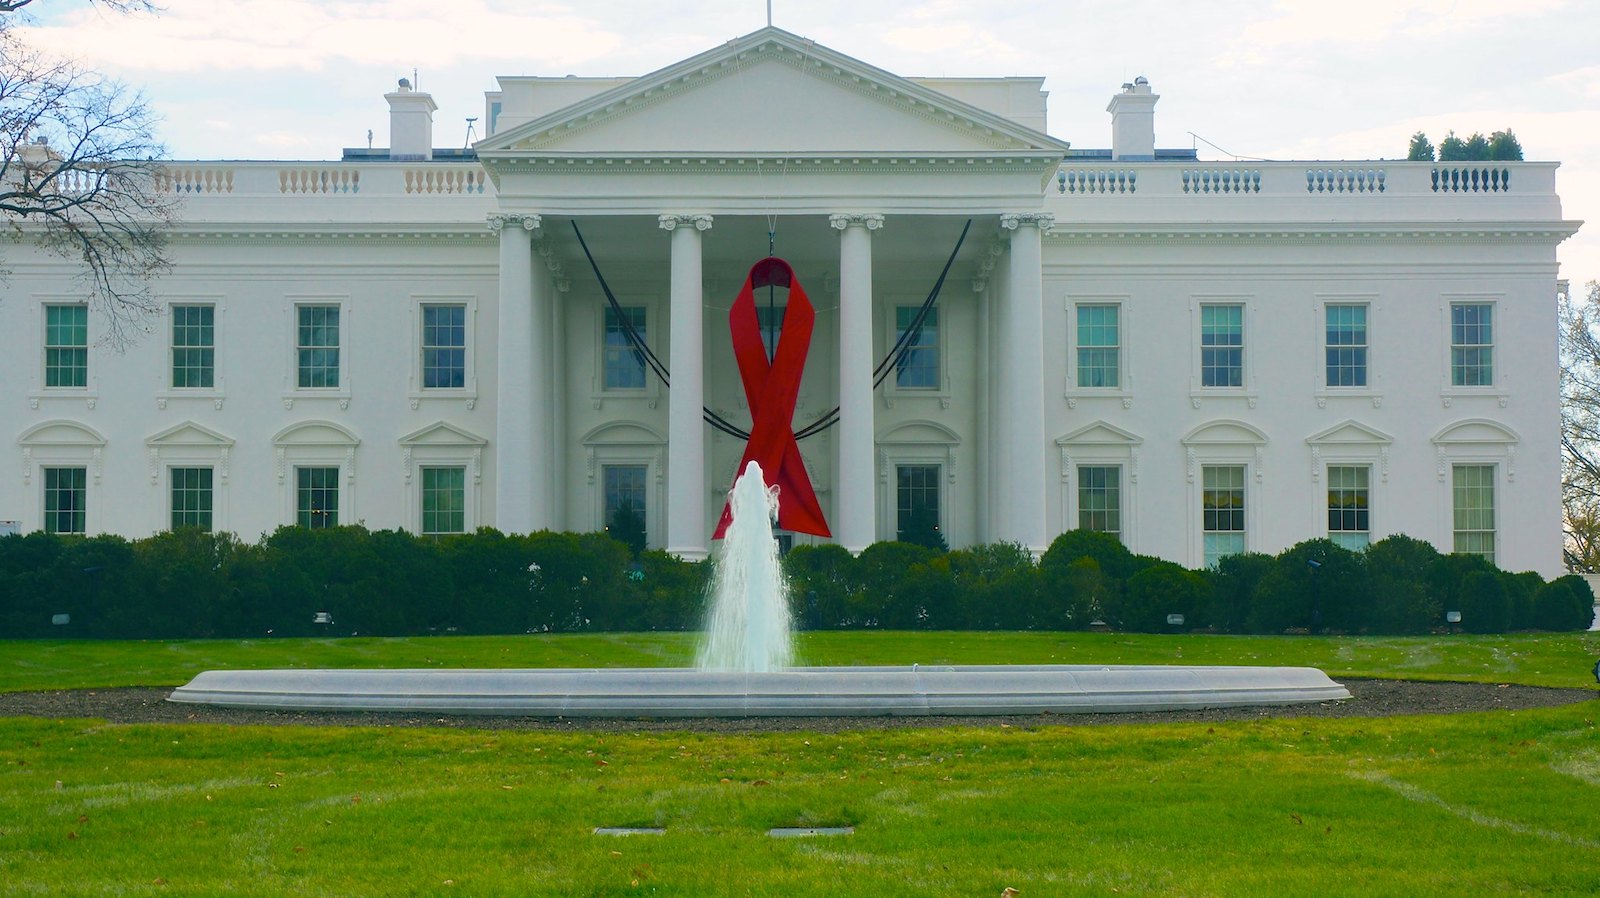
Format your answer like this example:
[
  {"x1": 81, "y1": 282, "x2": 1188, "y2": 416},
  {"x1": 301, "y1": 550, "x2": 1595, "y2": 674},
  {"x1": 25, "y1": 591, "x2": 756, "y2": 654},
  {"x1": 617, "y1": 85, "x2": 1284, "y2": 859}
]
[
  {"x1": 1205, "y1": 552, "x2": 1273, "y2": 633},
  {"x1": 1103, "y1": 563, "x2": 1207, "y2": 633},
  {"x1": 1457, "y1": 570, "x2": 1512, "y2": 634},
  {"x1": 783, "y1": 544, "x2": 858, "y2": 629},
  {"x1": 1531, "y1": 575, "x2": 1597, "y2": 631},
  {"x1": 948, "y1": 542, "x2": 1039, "y2": 629},
  {"x1": 1040, "y1": 530, "x2": 1139, "y2": 580}
]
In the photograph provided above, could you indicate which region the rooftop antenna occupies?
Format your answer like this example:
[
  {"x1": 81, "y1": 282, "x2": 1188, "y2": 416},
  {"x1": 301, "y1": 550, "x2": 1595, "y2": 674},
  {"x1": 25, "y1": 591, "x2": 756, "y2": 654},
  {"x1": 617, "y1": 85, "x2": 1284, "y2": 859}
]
[
  {"x1": 464, "y1": 117, "x2": 478, "y2": 149},
  {"x1": 366, "y1": 129, "x2": 373, "y2": 150},
  {"x1": 413, "y1": 67, "x2": 419, "y2": 90},
  {"x1": 766, "y1": 0, "x2": 772, "y2": 26}
]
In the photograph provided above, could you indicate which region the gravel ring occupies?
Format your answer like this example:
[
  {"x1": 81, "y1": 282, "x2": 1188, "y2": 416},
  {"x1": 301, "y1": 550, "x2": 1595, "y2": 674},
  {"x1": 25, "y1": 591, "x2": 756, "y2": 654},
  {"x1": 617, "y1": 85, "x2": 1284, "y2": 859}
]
[{"x1": 1, "y1": 679, "x2": 1595, "y2": 733}]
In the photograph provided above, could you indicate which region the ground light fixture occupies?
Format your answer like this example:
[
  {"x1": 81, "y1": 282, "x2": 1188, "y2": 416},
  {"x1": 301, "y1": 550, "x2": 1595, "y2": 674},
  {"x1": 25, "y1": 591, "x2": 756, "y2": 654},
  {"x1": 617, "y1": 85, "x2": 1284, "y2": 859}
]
[{"x1": 1446, "y1": 610, "x2": 1462, "y2": 634}]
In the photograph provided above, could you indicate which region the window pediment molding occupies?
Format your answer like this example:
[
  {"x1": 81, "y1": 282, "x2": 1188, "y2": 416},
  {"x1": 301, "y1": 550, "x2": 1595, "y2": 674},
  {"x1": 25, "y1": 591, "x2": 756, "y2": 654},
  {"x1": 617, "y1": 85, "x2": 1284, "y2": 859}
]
[
  {"x1": 1305, "y1": 419, "x2": 1393, "y2": 447},
  {"x1": 1431, "y1": 418, "x2": 1519, "y2": 446},
  {"x1": 146, "y1": 420, "x2": 235, "y2": 449},
  {"x1": 580, "y1": 420, "x2": 665, "y2": 446},
  {"x1": 272, "y1": 420, "x2": 361, "y2": 448},
  {"x1": 878, "y1": 419, "x2": 960, "y2": 445},
  {"x1": 18, "y1": 419, "x2": 107, "y2": 447},
  {"x1": 399, "y1": 421, "x2": 488, "y2": 448},
  {"x1": 1056, "y1": 420, "x2": 1142, "y2": 447},
  {"x1": 1181, "y1": 419, "x2": 1268, "y2": 447}
]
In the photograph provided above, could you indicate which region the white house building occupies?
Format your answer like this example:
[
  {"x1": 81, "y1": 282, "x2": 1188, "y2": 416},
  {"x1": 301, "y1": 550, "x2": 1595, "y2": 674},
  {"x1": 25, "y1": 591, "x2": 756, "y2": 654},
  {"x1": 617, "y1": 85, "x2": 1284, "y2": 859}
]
[{"x1": 0, "y1": 27, "x2": 1582, "y2": 575}]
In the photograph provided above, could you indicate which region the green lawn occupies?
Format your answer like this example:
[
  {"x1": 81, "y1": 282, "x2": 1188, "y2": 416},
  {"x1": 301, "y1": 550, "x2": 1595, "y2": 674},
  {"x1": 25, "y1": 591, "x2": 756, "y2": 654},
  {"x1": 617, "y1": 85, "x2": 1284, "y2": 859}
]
[
  {"x1": 2, "y1": 629, "x2": 1598, "y2": 693},
  {"x1": 2, "y1": 632, "x2": 1598, "y2": 896}
]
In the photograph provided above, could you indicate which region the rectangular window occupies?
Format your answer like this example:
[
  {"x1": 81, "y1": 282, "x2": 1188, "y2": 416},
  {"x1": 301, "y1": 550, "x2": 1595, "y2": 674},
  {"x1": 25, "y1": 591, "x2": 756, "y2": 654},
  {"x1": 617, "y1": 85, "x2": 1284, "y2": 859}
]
[
  {"x1": 1326, "y1": 465, "x2": 1370, "y2": 550},
  {"x1": 420, "y1": 466, "x2": 465, "y2": 535},
  {"x1": 603, "y1": 306, "x2": 647, "y2": 390},
  {"x1": 296, "y1": 466, "x2": 339, "y2": 529},
  {"x1": 421, "y1": 304, "x2": 466, "y2": 389},
  {"x1": 43, "y1": 466, "x2": 86, "y2": 534},
  {"x1": 1077, "y1": 465, "x2": 1121, "y2": 538},
  {"x1": 1200, "y1": 304, "x2": 1243, "y2": 388},
  {"x1": 894, "y1": 306, "x2": 939, "y2": 389},
  {"x1": 1202, "y1": 464, "x2": 1246, "y2": 567},
  {"x1": 171, "y1": 305, "x2": 215, "y2": 389},
  {"x1": 296, "y1": 305, "x2": 340, "y2": 389},
  {"x1": 756, "y1": 304, "x2": 785, "y2": 360},
  {"x1": 602, "y1": 464, "x2": 647, "y2": 533},
  {"x1": 44, "y1": 305, "x2": 88, "y2": 388},
  {"x1": 1076, "y1": 305, "x2": 1120, "y2": 388},
  {"x1": 896, "y1": 464, "x2": 942, "y2": 540},
  {"x1": 1325, "y1": 304, "x2": 1367, "y2": 388},
  {"x1": 170, "y1": 467, "x2": 214, "y2": 531},
  {"x1": 1452, "y1": 464, "x2": 1495, "y2": 562},
  {"x1": 1451, "y1": 303, "x2": 1493, "y2": 386}
]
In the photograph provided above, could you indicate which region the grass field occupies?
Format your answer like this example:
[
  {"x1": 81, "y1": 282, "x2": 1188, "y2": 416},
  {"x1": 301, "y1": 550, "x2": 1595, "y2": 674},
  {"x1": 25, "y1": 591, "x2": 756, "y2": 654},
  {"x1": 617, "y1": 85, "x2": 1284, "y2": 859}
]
[
  {"x1": 2, "y1": 632, "x2": 1598, "y2": 896},
  {"x1": 3, "y1": 629, "x2": 1600, "y2": 693}
]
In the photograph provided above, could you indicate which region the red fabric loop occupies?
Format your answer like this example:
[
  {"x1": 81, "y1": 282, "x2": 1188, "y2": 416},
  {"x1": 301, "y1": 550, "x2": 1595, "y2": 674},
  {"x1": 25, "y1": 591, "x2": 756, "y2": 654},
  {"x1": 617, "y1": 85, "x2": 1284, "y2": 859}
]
[{"x1": 712, "y1": 257, "x2": 831, "y2": 539}]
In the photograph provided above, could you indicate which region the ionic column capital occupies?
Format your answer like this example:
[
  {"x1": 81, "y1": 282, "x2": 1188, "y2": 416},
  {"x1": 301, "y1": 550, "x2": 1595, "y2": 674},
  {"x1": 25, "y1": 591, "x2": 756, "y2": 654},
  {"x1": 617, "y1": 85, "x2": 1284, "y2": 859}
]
[
  {"x1": 829, "y1": 213, "x2": 884, "y2": 231},
  {"x1": 658, "y1": 213, "x2": 714, "y2": 232},
  {"x1": 487, "y1": 212, "x2": 541, "y2": 233},
  {"x1": 999, "y1": 212, "x2": 1054, "y2": 233}
]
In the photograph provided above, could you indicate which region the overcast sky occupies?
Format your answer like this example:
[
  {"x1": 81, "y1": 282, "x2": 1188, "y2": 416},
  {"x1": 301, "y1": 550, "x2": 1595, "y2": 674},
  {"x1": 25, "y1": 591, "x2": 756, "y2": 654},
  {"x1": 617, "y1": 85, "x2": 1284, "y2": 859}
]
[{"x1": 22, "y1": 0, "x2": 1599, "y2": 287}]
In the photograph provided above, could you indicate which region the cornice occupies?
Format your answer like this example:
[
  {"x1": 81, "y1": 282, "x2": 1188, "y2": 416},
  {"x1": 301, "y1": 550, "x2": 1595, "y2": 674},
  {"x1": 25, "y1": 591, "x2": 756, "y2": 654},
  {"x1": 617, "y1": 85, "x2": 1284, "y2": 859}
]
[
  {"x1": 168, "y1": 223, "x2": 499, "y2": 245},
  {"x1": 1043, "y1": 220, "x2": 1583, "y2": 245},
  {"x1": 483, "y1": 152, "x2": 1063, "y2": 177}
]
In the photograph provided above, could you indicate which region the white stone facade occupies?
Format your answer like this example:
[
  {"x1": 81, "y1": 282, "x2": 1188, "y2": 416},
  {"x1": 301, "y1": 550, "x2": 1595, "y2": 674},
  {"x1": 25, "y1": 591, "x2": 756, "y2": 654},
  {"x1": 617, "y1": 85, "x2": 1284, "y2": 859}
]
[{"x1": 0, "y1": 28, "x2": 1580, "y2": 575}]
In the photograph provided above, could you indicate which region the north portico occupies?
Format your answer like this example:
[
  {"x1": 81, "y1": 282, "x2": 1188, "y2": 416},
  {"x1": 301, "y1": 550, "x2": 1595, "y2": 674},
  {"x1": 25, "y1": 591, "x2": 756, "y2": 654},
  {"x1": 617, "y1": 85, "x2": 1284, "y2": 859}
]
[
  {"x1": 0, "y1": 25, "x2": 1574, "y2": 576},
  {"x1": 476, "y1": 27, "x2": 1069, "y2": 560}
]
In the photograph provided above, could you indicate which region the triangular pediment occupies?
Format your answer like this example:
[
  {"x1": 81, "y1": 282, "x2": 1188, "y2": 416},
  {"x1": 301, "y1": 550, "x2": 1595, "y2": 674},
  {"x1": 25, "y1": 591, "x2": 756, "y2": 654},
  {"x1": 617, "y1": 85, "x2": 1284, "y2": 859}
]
[
  {"x1": 399, "y1": 421, "x2": 487, "y2": 448},
  {"x1": 478, "y1": 28, "x2": 1066, "y2": 157},
  {"x1": 1057, "y1": 421, "x2": 1143, "y2": 446},
  {"x1": 1305, "y1": 419, "x2": 1393, "y2": 447},
  {"x1": 146, "y1": 420, "x2": 235, "y2": 449}
]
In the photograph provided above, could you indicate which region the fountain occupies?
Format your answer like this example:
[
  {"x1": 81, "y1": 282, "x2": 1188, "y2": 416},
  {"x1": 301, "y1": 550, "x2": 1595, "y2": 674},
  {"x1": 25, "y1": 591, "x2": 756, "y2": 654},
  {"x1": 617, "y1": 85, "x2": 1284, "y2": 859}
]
[{"x1": 169, "y1": 463, "x2": 1350, "y2": 716}]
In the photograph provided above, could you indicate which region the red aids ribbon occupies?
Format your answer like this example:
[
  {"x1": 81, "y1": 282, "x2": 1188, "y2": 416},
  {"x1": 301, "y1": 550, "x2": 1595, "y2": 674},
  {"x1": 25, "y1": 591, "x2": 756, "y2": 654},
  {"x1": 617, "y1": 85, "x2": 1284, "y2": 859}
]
[{"x1": 712, "y1": 257, "x2": 831, "y2": 539}]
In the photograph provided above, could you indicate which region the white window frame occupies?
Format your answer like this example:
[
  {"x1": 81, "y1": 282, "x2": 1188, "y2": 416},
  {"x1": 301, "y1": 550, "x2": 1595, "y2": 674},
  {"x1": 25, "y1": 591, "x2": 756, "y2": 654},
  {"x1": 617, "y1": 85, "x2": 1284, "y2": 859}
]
[
  {"x1": 272, "y1": 420, "x2": 360, "y2": 527},
  {"x1": 1440, "y1": 294, "x2": 1507, "y2": 406},
  {"x1": 18, "y1": 420, "x2": 106, "y2": 534},
  {"x1": 168, "y1": 465, "x2": 216, "y2": 532},
  {"x1": 1189, "y1": 296, "x2": 1257, "y2": 408},
  {"x1": 410, "y1": 294, "x2": 478, "y2": 408},
  {"x1": 146, "y1": 420, "x2": 235, "y2": 534},
  {"x1": 1450, "y1": 463, "x2": 1498, "y2": 562},
  {"x1": 1306, "y1": 419, "x2": 1393, "y2": 548},
  {"x1": 1200, "y1": 463, "x2": 1249, "y2": 568},
  {"x1": 1432, "y1": 419, "x2": 1517, "y2": 563},
  {"x1": 1055, "y1": 420, "x2": 1142, "y2": 551},
  {"x1": 1182, "y1": 420, "x2": 1267, "y2": 567},
  {"x1": 877, "y1": 420, "x2": 961, "y2": 545},
  {"x1": 881, "y1": 297, "x2": 949, "y2": 404},
  {"x1": 581, "y1": 421, "x2": 664, "y2": 548},
  {"x1": 591, "y1": 296, "x2": 661, "y2": 407},
  {"x1": 1312, "y1": 295, "x2": 1380, "y2": 408},
  {"x1": 284, "y1": 295, "x2": 351, "y2": 409},
  {"x1": 1323, "y1": 464, "x2": 1373, "y2": 551},
  {"x1": 399, "y1": 421, "x2": 486, "y2": 535},
  {"x1": 28, "y1": 297, "x2": 99, "y2": 409},
  {"x1": 159, "y1": 296, "x2": 227, "y2": 409},
  {"x1": 1064, "y1": 295, "x2": 1132, "y2": 408}
]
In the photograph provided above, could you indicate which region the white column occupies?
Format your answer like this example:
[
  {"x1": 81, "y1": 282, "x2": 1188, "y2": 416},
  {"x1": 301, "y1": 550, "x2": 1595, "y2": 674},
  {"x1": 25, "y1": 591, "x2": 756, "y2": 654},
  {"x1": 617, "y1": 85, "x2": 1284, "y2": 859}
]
[
  {"x1": 999, "y1": 212, "x2": 1053, "y2": 554},
  {"x1": 831, "y1": 213, "x2": 883, "y2": 553},
  {"x1": 490, "y1": 212, "x2": 544, "y2": 533},
  {"x1": 661, "y1": 214, "x2": 713, "y2": 561}
]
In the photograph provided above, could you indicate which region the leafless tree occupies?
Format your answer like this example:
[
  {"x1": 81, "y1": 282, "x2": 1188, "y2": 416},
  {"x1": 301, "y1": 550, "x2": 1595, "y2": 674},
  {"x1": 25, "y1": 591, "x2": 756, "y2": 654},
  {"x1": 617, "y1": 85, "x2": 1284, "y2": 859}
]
[
  {"x1": 1, "y1": 3, "x2": 175, "y2": 346},
  {"x1": 1559, "y1": 280, "x2": 1600, "y2": 571}
]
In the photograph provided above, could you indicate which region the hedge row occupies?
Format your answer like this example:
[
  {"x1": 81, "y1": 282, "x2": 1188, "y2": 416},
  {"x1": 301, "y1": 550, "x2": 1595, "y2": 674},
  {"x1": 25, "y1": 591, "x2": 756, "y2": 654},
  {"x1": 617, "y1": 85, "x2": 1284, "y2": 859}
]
[{"x1": 0, "y1": 527, "x2": 1593, "y2": 639}]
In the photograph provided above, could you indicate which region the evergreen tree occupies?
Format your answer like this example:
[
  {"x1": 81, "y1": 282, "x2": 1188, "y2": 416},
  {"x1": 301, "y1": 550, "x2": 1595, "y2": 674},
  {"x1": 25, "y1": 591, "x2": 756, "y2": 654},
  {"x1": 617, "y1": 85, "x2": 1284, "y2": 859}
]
[
  {"x1": 606, "y1": 501, "x2": 647, "y2": 556},
  {"x1": 1406, "y1": 131, "x2": 1435, "y2": 161},
  {"x1": 1437, "y1": 130, "x2": 1468, "y2": 161},
  {"x1": 1463, "y1": 132, "x2": 1492, "y2": 161},
  {"x1": 1488, "y1": 129, "x2": 1524, "y2": 161}
]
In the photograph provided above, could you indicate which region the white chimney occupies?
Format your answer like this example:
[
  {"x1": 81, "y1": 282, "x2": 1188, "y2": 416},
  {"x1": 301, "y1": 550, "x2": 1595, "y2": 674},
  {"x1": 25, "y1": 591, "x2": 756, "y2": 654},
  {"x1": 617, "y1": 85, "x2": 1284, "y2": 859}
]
[
  {"x1": 386, "y1": 77, "x2": 436, "y2": 161},
  {"x1": 1107, "y1": 76, "x2": 1158, "y2": 161}
]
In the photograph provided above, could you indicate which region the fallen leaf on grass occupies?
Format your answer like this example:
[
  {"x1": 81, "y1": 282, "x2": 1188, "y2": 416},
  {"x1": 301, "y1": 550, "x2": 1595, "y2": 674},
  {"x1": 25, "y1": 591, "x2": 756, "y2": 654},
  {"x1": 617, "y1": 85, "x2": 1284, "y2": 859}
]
[
  {"x1": 67, "y1": 832, "x2": 78, "y2": 840},
  {"x1": 1290, "y1": 813, "x2": 1303, "y2": 825},
  {"x1": 1001, "y1": 888, "x2": 1020, "y2": 897}
]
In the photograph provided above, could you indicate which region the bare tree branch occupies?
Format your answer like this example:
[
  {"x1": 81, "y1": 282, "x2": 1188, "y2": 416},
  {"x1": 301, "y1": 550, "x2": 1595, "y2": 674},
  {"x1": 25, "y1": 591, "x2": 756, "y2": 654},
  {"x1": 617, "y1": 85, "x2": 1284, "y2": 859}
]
[
  {"x1": 0, "y1": 16, "x2": 176, "y2": 347},
  {"x1": 0, "y1": 2, "x2": 158, "y2": 15},
  {"x1": 1559, "y1": 280, "x2": 1600, "y2": 571}
]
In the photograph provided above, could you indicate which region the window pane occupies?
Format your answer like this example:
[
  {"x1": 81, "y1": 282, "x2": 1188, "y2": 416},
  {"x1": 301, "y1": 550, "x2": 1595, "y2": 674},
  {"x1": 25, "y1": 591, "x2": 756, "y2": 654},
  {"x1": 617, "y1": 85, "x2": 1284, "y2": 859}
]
[
  {"x1": 43, "y1": 467, "x2": 86, "y2": 534},
  {"x1": 602, "y1": 464, "x2": 647, "y2": 539},
  {"x1": 1076, "y1": 305, "x2": 1120, "y2": 388},
  {"x1": 422, "y1": 304, "x2": 467, "y2": 389},
  {"x1": 1202, "y1": 465, "x2": 1246, "y2": 567},
  {"x1": 296, "y1": 306, "x2": 340, "y2": 389},
  {"x1": 1451, "y1": 464, "x2": 1495, "y2": 562},
  {"x1": 297, "y1": 466, "x2": 339, "y2": 529},
  {"x1": 170, "y1": 467, "x2": 214, "y2": 531},
  {"x1": 1450, "y1": 303, "x2": 1493, "y2": 387},
  {"x1": 896, "y1": 464, "x2": 942, "y2": 539},
  {"x1": 421, "y1": 467, "x2": 465, "y2": 535},
  {"x1": 1077, "y1": 465, "x2": 1121, "y2": 537},
  {"x1": 895, "y1": 306, "x2": 939, "y2": 389},
  {"x1": 1200, "y1": 304, "x2": 1243, "y2": 388},
  {"x1": 1326, "y1": 465, "x2": 1370, "y2": 548},
  {"x1": 603, "y1": 307, "x2": 647, "y2": 390},
  {"x1": 171, "y1": 305, "x2": 215, "y2": 389},
  {"x1": 1324, "y1": 305, "x2": 1367, "y2": 387},
  {"x1": 44, "y1": 305, "x2": 88, "y2": 388}
]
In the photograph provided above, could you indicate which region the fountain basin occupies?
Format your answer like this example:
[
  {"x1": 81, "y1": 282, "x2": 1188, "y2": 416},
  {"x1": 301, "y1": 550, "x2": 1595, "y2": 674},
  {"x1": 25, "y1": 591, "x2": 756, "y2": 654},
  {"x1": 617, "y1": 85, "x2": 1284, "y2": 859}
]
[{"x1": 167, "y1": 665, "x2": 1350, "y2": 717}]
